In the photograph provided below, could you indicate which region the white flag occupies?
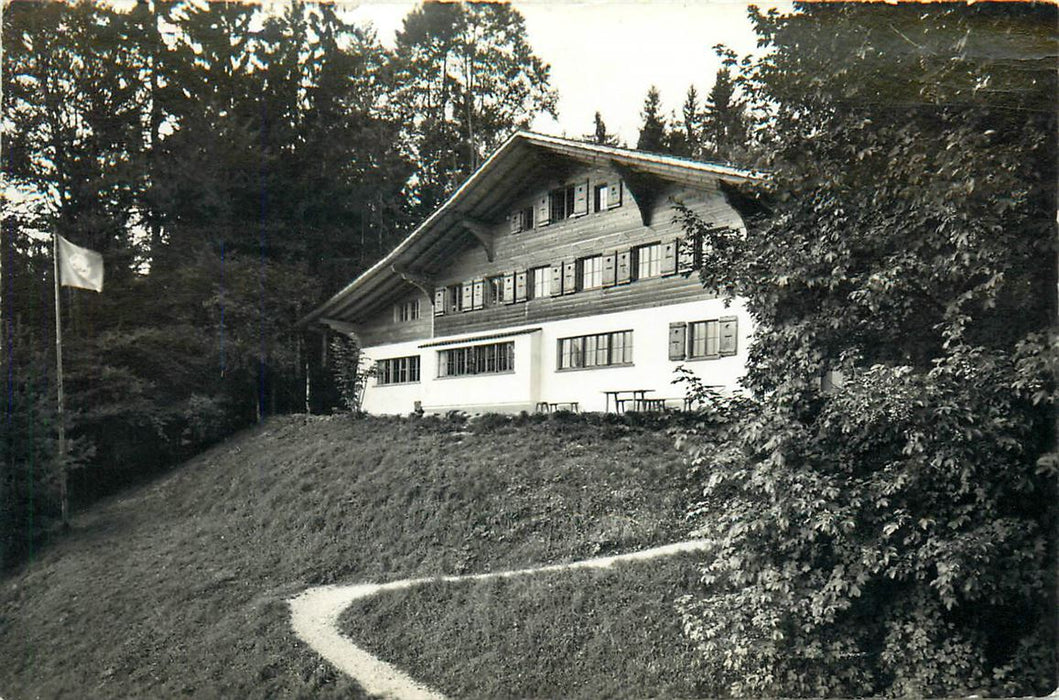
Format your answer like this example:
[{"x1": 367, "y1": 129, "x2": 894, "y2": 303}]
[{"x1": 57, "y1": 235, "x2": 104, "y2": 293}]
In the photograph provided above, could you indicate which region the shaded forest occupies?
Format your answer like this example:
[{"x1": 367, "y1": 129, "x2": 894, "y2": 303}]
[{"x1": 1, "y1": 0, "x2": 557, "y2": 567}]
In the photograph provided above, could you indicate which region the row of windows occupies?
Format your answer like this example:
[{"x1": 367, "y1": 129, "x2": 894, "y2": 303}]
[
  {"x1": 509, "y1": 180, "x2": 623, "y2": 234},
  {"x1": 437, "y1": 341, "x2": 515, "y2": 378},
  {"x1": 375, "y1": 317, "x2": 737, "y2": 385},
  {"x1": 558, "y1": 330, "x2": 634, "y2": 370},
  {"x1": 376, "y1": 355, "x2": 421, "y2": 385},
  {"x1": 433, "y1": 239, "x2": 680, "y2": 317}
]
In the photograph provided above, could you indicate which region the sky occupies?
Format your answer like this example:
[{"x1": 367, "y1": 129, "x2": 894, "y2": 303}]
[{"x1": 344, "y1": 0, "x2": 788, "y2": 146}]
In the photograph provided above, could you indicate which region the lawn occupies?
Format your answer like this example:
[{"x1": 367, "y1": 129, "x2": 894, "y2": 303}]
[
  {"x1": 340, "y1": 553, "x2": 708, "y2": 698},
  {"x1": 0, "y1": 412, "x2": 702, "y2": 698}
]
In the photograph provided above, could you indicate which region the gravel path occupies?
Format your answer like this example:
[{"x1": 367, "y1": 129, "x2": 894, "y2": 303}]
[{"x1": 288, "y1": 539, "x2": 711, "y2": 700}]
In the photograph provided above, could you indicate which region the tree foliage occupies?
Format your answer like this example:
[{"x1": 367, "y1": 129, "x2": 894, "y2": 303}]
[
  {"x1": 2, "y1": 0, "x2": 554, "y2": 569},
  {"x1": 389, "y1": 1, "x2": 558, "y2": 214},
  {"x1": 635, "y1": 85, "x2": 668, "y2": 153},
  {"x1": 675, "y1": 3, "x2": 1057, "y2": 696}
]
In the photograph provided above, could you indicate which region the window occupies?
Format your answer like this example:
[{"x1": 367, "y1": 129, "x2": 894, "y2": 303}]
[
  {"x1": 530, "y1": 266, "x2": 551, "y2": 299},
  {"x1": 549, "y1": 184, "x2": 577, "y2": 221},
  {"x1": 393, "y1": 299, "x2": 421, "y2": 323},
  {"x1": 683, "y1": 317, "x2": 738, "y2": 360},
  {"x1": 689, "y1": 320, "x2": 720, "y2": 359},
  {"x1": 487, "y1": 276, "x2": 504, "y2": 305},
  {"x1": 510, "y1": 206, "x2": 534, "y2": 234},
  {"x1": 593, "y1": 184, "x2": 608, "y2": 212},
  {"x1": 448, "y1": 285, "x2": 462, "y2": 313},
  {"x1": 579, "y1": 255, "x2": 603, "y2": 290},
  {"x1": 437, "y1": 342, "x2": 515, "y2": 378},
  {"x1": 558, "y1": 330, "x2": 633, "y2": 370},
  {"x1": 634, "y1": 243, "x2": 662, "y2": 280},
  {"x1": 376, "y1": 356, "x2": 420, "y2": 385}
]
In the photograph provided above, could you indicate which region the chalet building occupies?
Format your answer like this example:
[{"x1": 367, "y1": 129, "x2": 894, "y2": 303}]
[{"x1": 300, "y1": 132, "x2": 760, "y2": 414}]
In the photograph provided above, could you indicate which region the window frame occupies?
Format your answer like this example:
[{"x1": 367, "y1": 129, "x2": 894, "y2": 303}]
[
  {"x1": 376, "y1": 355, "x2": 421, "y2": 386},
  {"x1": 530, "y1": 265, "x2": 551, "y2": 299},
  {"x1": 578, "y1": 255, "x2": 604, "y2": 290},
  {"x1": 437, "y1": 341, "x2": 516, "y2": 379},
  {"x1": 557, "y1": 330, "x2": 634, "y2": 371},
  {"x1": 633, "y1": 242, "x2": 663, "y2": 281}
]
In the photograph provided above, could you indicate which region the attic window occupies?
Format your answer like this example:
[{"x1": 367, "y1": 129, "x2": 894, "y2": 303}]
[
  {"x1": 550, "y1": 185, "x2": 577, "y2": 221},
  {"x1": 510, "y1": 206, "x2": 534, "y2": 233},
  {"x1": 393, "y1": 299, "x2": 420, "y2": 323},
  {"x1": 593, "y1": 184, "x2": 608, "y2": 212}
]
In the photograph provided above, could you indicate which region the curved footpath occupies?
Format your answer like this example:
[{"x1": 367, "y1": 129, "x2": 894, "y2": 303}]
[{"x1": 288, "y1": 539, "x2": 711, "y2": 700}]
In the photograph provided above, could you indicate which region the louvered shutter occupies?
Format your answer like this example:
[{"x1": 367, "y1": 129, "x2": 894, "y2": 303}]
[
  {"x1": 608, "y1": 181, "x2": 623, "y2": 208},
  {"x1": 550, "y1": 262, "x2": 564, "y2": 296},
  {"x1": 537, "y1": 195, "x2": 551, "y2": 227},
  {"x1": 572, "y1": 180, "x2": 589, "y2": 216},
  {"x1": 509, "y1": 213, "x2": 521, "y2": 234},
  {"x1": 461, "y1": 282, "x2": 473, "y2": 311},
  {"x1": 515, "y1": 271, "x2": 528, "y2": 302},
  {"x1": 563, "y1": 261, "x2": 577, "y2": 294},
  {"x1": 661, "y1": 238, "x2": 679, "y2": 276},
  {"x1": 669, "y1": 322, "x2": 687, "y2": 361},
  {"x1": 602, "y1": 252, "x2": 617, "y2": 287},
  {"x1": 472, "y1": 280, "x2": 484, "y2": 310},
  {"x1": 616, "y1": 250, "x2": 632, "y2": 284},
  {"x1": 719, "y1": 317, "x2": 738, "y2": 356},
  {"x1": 503, "y1": 273, "x2": 515, "y2": 304},
  {"x1": 433, "y1": 288, "x2": 446, "y2": 316}
]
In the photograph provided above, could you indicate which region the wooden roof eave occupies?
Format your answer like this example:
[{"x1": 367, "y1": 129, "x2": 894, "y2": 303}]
[{"x1": 298, "y1": 131, "x2": 763, "y2": 329}]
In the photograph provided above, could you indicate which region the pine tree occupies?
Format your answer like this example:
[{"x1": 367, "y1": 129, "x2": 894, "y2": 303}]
[
  {"x1": 590, "y1": 111, "x2": 619, "y2": 146},
  {"x1": 636, "y1": 85, "x2": 667, "y2": 152}
]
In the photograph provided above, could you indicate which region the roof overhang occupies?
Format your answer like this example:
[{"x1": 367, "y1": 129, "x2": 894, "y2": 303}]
[{"x1": 298, "y1": 131, "x2": 764, "y2": 330}]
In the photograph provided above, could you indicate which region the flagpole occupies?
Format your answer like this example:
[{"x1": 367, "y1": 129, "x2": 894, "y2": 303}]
[{"x1": 52, "y1": 232, "x2": 68, "y2": 531}]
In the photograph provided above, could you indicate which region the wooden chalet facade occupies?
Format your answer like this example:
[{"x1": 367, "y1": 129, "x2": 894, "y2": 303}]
[{"x1": 300, "y1": 132, "x2": 759, "y2": 414}]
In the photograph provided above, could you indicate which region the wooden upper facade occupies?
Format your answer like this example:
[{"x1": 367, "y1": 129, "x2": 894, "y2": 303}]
[{"x1": 301, "y1": 132, "x2": 760, "y2": 346}]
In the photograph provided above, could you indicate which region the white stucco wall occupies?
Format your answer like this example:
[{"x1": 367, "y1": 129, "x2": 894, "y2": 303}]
[{"x1": 358, "y1": 297, "x2": 753, "y2": 415}]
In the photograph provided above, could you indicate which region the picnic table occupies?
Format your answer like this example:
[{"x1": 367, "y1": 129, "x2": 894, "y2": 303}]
[{"x1": 602, "y1": 389, "x2": 655, "y2": 413}]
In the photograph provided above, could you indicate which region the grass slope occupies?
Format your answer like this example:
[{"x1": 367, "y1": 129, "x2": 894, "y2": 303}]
[
  {"x1": 341, "y1": 554, "x2": 707, "y2": 698},
  {"x1": 0, "y1": 413, "x2": 694, "y2": 699}
]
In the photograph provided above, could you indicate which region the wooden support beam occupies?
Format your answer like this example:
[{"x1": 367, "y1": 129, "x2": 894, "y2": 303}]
[
  {"x1": 391, "y1": 264, "x2": 435, "y2": 300},
  {"x1": 460, "y1": 217, "x2": 495, "y2": 262},
  {"x1": 612, "y1": 161, "x2": 667, "y2": 227},
  {"x1": 319, "y1": 317, "x2": 358, "y2": 336}
]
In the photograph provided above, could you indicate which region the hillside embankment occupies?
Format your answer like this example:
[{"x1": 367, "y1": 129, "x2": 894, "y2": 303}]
[{"x1": 0, "y1": 412, "x2": 699, "y2": 698}]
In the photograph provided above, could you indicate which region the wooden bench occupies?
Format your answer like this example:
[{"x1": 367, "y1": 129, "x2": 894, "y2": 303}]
[{"x1": 535, "y1": 401, "x2": 580, "y2": 413}]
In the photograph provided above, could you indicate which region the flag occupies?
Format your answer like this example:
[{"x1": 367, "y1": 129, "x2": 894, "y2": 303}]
[{"x1": 57, "y1": 235, "x2": 104, "y2": 292}]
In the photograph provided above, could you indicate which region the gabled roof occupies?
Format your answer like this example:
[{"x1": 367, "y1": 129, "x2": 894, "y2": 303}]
[{"x1": 299, "y1": 131, "x2": 761, "y2": 329}]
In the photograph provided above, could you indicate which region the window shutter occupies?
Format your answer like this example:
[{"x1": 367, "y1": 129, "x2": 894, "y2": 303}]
[
  {"x1": 719, "y1": 316, "x2": 738, "y2": 356},
  {"x1": 472, "y1": 280, "x2": 485, "y2": 310},
  {"x1": 563, "y1": 261, "x2": 577, "y2": 294},
  {"x1": 515, "y1": 271, "x2": 528, "y2": 302},
  {"x1": 617, "y1": 250, "x2": 632, "y2": 284},
  {"x1": 509, "y1": 213, "x2": 521, "y2": 234},
  {"x1": 661, "y1": 238, "x2": 679, "y2": 276},
  {"x1": 669, "y1": 322, "x2": 687, "y2": 361},
  {"x1": 503, "y1": 273, "x2": 516, "y2": 304},
  {"x1": 537, "y1": 195, "x2": 551, "y2": 227},
  {"x1": 461, "y1": 281, "x2": 474, "y2": 311},
  {"x1": 608, "y1": 181, "x2": 623, "y2": 209},
  {"x1": 550, "y1": 262, "x2": 564, "y2": 297},
  {"x1": 572, "y1": 180, "x2": 589, "y2": 216},
  {"x1": 434, "y1": 288, "x2": 446, "y2": 316},
  {"x1": 602, "y1": 252, "x2": 617, "y2": 287}
]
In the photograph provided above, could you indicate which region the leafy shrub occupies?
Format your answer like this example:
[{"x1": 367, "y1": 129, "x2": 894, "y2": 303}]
[{"x1": 328, "y1": 334, "x2": 373, "y2": 414}]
